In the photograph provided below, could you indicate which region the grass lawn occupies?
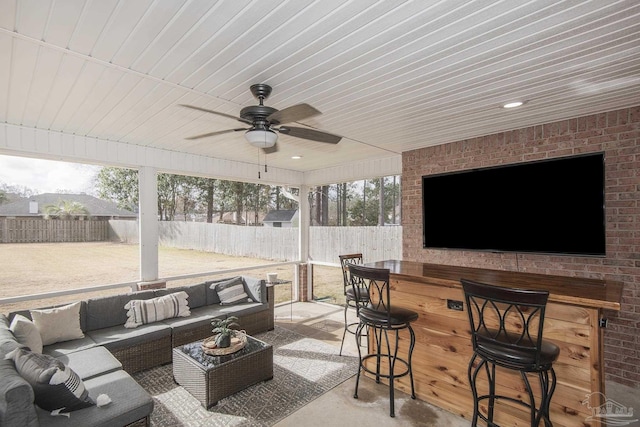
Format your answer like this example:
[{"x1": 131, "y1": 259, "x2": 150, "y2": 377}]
[{"x1": 0, "y1": 242, "x2": 343, "y2": 315}]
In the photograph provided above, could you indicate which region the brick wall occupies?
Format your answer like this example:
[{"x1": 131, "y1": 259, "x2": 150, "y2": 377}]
[{"x1": 402, "y1": 106, "x2": 640, "y2": 387}]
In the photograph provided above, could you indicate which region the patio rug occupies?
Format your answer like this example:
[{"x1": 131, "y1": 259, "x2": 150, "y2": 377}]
[{"x1": 133, "y1": 326, "x2": 359, "y2": 427}]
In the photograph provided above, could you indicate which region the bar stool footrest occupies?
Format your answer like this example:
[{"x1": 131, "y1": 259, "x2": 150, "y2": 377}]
[{"x1": 361, "y1": 353, "x2": 411, "y2": 380}]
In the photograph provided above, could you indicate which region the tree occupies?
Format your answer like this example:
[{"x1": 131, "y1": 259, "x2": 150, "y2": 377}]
[
  {"x1": 0, "y1": 189, "x2": 7, "y2": 205},
  {"x1": 310, "y1": 185, "x2": 330, "y2": 226},
  {"x1": 244, "y1": 183, "x2": 271, "y2": 225},
  {"x1": 215, "y1": 180, "x2": 235, "y2": 222},
  {"x1": 43, "y1": 200, "x2": 90, "y2": 219},
  {"x1": 0, "y1": 183, "x2": 36, "y2": 199},
  {"x1": 272, "y1": 187, "x2": 298, "y2": 211},
  {"x1": 348, "y1": 180, "x2": 378, "y2": 225},
  {"x1": 378, "y1": 177, "x2": 385, "y2": 226},
  {"x1": 157, "y1": 174, "x2": 180, "y2": 221},
  {"x1": 337, "y1": 182, "x2": 349, "y2": 225},
  {"x1": 233, "y1": 181, "x2": 245, "y2": 224},
  {"x1": 345, "y1": 176, "x2": 401, "y2": 226},
  {"x1": 192, "y1": 177, "x2": 217, "y2": 223},
  {"x1": 96, "y1": 167, "x2": 139, "y2": 212},
  {"x1": 94, "y1": 167, "x2": 302, "y2": 225}
]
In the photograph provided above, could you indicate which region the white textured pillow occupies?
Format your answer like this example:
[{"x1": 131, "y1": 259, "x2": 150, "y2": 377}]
[
  {"x1": 30, "y1": 302, "x2": 84, "y2": 346},
  {"x1": 10, "y1": 314, "x2": 43, "y2": 353},
  {"x1": 124, "y1": 291, "x2": 190, "y2": 328}
]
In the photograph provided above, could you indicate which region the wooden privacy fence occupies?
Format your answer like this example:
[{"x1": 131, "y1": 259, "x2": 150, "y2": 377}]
[
  {"x1": 0, "y1": 218, "x2": 109, "y2": 243},
  {"x1": 108, "y1": 220, "x2": 402, "y2": 263}
]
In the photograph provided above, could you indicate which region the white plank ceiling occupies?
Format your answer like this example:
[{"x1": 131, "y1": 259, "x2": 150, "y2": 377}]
[{"x1": 0, "y1": 0, "x2": 639, "y2": 182}]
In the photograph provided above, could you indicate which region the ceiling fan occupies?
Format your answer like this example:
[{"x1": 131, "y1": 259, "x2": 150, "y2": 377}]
[{"x1": 180, "y1": 84, "x2": 341, "y2": 153}]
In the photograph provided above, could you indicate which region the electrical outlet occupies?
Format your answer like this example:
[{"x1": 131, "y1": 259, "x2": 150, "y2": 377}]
[{"x1": 447, "y1": 299, "x2": 463, "y2": 311}]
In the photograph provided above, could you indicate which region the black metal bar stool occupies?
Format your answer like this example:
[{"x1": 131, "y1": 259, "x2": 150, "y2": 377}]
[
  {"x1": 461, "y1": 279, "x2": 560, "y2": 427},
  {"x1": 338, "y1": 253, "x2": 368, "y2": 356},
  {"x1": 349, "y1": 264, "x2": 418, "y2": 417}
]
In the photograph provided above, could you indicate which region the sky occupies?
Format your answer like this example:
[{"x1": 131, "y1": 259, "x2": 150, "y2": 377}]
[{"x1": 0, "y1": 154, "x2": 101, "y2": 195}]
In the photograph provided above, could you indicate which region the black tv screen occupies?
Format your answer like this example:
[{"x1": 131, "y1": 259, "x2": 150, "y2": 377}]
[{"x1": 422, "y1": 153, "x2": 606, "y2": 256}]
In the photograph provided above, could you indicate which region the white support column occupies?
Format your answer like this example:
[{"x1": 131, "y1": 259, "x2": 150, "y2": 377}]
[
  {"x1": 138, "y1": 166, "x2": 159, "y2": 283},
  {"x1": 297, "y1": 185, "x2": 311, "y2": 301}
]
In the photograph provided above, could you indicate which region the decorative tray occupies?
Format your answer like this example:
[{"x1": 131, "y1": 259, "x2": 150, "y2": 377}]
[{"x1": 201, "y1": 331, "x2": 247, "y2": 356}]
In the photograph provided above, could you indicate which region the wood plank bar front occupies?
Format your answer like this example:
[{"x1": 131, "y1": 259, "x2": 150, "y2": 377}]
[{"x1": 362, "y1": 260, "x2": 623, "y2": 427}]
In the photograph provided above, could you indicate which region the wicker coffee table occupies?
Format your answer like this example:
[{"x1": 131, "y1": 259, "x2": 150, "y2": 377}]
[{"x1": 172, "y1": 335, "x2": 273, "y2": 408}]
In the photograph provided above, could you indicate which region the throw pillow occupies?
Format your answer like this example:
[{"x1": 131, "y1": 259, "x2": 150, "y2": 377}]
[
  {"x1": 10, "y1": 314, "x2": 43, "y2": 353},
  {"x1": 30, "y1": 302, "x2": 84, "y2": 346},
  {"x1": 5, "y1": 347, "x2": 94, "y2": 412},
  {"x1": 124, "y1": 291, "x2": 190, "y2": 328},
  {"x1": 213, "y1": 277, "x2": 253, "y2": 305}
]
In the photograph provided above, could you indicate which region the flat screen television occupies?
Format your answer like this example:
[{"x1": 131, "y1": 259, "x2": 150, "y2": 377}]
[{"x1": 422, "y1": 153, "x2": 606, "y2": 256}]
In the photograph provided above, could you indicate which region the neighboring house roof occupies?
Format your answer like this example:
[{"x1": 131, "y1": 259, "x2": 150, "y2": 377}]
[
  {"x1": 0, "y1": 193, "x2": 137, "y2": 218},
  {"x1": 263, "y1": 210, "x2": 297, "y2": 223}
]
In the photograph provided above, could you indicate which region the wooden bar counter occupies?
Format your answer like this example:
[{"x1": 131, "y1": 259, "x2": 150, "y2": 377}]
[{"x1": 363, "y1": 260, "x2": 623, "y2": 427}]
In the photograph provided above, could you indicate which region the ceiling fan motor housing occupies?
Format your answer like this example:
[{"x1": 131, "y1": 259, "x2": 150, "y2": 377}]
[{"x1": 240, "y1": 105, "x2": 278, "y2": 123}]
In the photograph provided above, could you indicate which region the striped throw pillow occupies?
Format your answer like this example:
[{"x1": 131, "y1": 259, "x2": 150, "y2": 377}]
[
  {"x1": 5, "y1": 347, "x2": 94, "y2": 412},
  {"x1": 124, "y1": 291, "x2": 190, "y2": 328},
  {"x1": 213, "y1": 277, "x2": 252, "y2": 305}
]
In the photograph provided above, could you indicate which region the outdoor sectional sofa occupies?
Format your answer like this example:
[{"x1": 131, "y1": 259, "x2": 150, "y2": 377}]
[{"x1": 0, "y1": 275, "x2": 273, "y2": 427}]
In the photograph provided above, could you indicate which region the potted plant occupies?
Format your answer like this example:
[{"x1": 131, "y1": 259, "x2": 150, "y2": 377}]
[{"x1": 211, "y1": 316, "x2": 240, "y2": 348}]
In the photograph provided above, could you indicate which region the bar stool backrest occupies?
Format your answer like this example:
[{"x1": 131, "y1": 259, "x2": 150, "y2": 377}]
[
  {"x1": 348, "y1": 264, "x2": 391, "y2": 324},
  {"x1": 339, "y1": 253, "x2": 363, "y2": 296},
  {"x1": 461, "y1": 278, "x2": 550, "y2": 370}
]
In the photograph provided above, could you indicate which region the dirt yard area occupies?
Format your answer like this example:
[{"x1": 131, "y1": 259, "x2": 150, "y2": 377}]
[{"x1": 0, "y1": 242, "x2": 342, "y2": 315}]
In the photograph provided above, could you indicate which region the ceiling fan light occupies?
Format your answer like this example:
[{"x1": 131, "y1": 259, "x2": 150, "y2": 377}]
[{"x1": 245, "y1": 129, "x2": 277, "y2": 148}]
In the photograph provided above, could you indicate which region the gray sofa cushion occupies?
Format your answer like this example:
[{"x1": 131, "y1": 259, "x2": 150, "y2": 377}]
[
  {"x1": 162, "y1": 307, "x2": 218, "y2": 334},
  {"x1": 186, "y1": 304, "x2": 228, "y2": 319},
  {"x1": 42, "y1": 335, "x2": 97, "y2": 358},
  {"x1": 86, "y1": 322, "x2": 171, "y2": 351},
  {"x1": 0, "y1": 340, "x2": 23, "y2": 359},
  {"x1": 243, "y1": 276, "x2": 266, "y2": 303},
  {"x1": 55, "y1": 346, "x2": 122, "y2": 380},
  {"x1": 85, "y1": 291, "x2": 155, "y2": 331},
  {"x1": 219, "y1": 302, "x2": 268, "y2": 318},
  {"x1": 0, "y1": 358, "x2": 38, "y2": 427},
  {"x1": 35, "y1": 370, "x2": 154, "y2": 427},
  {"x1": 154, "y1": 282, "x2": 207, "y2": 308},
  {"x1": 0, "y1": 315, "x2": 18, "y2": 347}
]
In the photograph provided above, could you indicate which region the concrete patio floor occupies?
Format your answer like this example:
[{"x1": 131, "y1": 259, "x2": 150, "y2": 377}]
[
  {"x1": 271, "y1": 301, "x2": 640, "y2": 427},
  {"x1": 271, "y1": 301, "x2": 470, "y2": 427}
]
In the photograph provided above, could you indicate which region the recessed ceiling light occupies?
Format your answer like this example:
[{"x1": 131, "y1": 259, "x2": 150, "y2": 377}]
[
  {"x1": 502, "y1": 101, "x2": 524, "y2": 108},
  {"x1": 291, "y1": 155, "x2": 302, "y2": 160}
]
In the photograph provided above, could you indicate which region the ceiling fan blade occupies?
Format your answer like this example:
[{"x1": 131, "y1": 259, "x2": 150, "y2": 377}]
[
  {"x1": 278, "y1": 126, "x2": 341, "y2": 144},
  {"x1": 179, "y1": 104, "x2": 252, "y2": 125},
  {"x1": 267, "y1": 103, "x2": 321, "y2": 124},
  {"x1": 185, "y1": 128, "x2": 247, "y2": 140},
  {"x1": 262, "y1": 144, "x2": 279, "y2": 154}
]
